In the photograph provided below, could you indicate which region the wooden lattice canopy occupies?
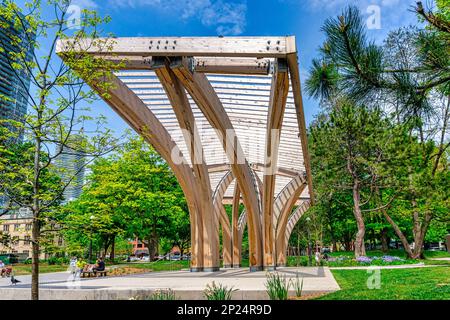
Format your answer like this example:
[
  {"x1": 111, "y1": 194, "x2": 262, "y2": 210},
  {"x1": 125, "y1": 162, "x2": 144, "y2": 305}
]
[{"x1": 57, "y1": 36, "x2": 313, "y2": 271}]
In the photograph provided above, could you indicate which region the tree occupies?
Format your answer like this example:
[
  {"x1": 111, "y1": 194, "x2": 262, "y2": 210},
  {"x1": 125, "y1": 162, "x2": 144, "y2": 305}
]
[
  {"x1": 306, "y1": 3, "x2": 449, "y2": 259},
  {"x1": 309, "y1": 101, "x2": 399, "y2": 257},
  {"x1": 0, "y1": 1, "x2": 119, "y2": 300},
  {"x1": 64, "y1": 137, "x2": 189, "y2": 260}
]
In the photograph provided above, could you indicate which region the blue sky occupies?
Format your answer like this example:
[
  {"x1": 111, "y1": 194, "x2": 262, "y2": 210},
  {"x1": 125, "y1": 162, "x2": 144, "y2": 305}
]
[{"x1": 17, "y1": 0, "x2": 421, "y2": 134}]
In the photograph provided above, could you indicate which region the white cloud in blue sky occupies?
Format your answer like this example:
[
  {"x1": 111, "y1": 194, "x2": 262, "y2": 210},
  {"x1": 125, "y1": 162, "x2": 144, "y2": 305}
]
[
  {"x1": 72, "y1": 0, "x2": 98, "y2": 8},
  {"x1": 104, "y1": 0, "x2": 247, "y2": 35},
  {"x1": 294, "y1": 0, "x2": 418, "y2": 42}
]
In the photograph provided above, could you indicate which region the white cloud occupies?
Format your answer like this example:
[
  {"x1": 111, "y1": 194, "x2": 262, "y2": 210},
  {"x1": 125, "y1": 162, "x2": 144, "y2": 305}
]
[
  {"x1": 72, "y1": 0, "x2": 98, "y2": 8},
  {"x1": 106, "y1": 0, "x2": 247, "y2": 35}
]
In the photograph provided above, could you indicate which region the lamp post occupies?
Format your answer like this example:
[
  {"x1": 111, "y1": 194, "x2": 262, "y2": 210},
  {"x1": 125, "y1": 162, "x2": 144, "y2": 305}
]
[{"x1": 306, "y1": 217, "x2": 312, "y2": 266}]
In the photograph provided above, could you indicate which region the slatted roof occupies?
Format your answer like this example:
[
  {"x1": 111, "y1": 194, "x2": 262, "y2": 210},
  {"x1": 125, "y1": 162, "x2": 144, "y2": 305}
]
[{"x1": 114, "y1": 69, "x2": 309, "y2": 199}]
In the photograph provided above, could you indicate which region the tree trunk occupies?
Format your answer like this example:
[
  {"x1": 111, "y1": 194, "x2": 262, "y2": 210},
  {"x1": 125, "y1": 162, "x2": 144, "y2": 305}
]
[
  {"x1": 352, "y1": 179, "x2": 366, "y2": 257},
  {"x1": 411, "y1": 212, "x2": 432, "y2": 259},
  {"x1": 110, "y1": 236, "x2": 115, "y2": 261},
  {"x1": 381, "y1": 209, "x2": 414, "y2": 258},
  {"x1": 31, "y1": 111, "x2": 42, "y2": 301},
  {"x1": 381, "y1": 228, "x2": 389, "y2": 253},
  {"x1": 147, "y1": 222, "x2": 159, "y2": 260},
  {"x1": 31, "y1": 220, "x2": 40, "y2": 300}
]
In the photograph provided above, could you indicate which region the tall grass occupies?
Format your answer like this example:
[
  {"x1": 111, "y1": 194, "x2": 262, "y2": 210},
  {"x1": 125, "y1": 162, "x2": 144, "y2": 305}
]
[
  {"x1": 265, "y1": 272, "x2": 291, "y2": 300},
  {"x1": 132, "y1": 289, "x2": 178, "y2": 300},
  {"x1": 291, "y1": 273, "x2": 304, "y2": 298},
  {"x1": 203, "y1": 281, "x2": 237, "y2": 300}
]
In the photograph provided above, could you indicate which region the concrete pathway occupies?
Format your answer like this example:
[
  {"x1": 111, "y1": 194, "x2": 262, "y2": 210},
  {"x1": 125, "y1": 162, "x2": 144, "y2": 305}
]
[
  {"x1": 0, "y1": 271, "x2": 72, "y2": 288},
  {"x1": 0, "y1": 267, "x2": 340, "y2": 300}
]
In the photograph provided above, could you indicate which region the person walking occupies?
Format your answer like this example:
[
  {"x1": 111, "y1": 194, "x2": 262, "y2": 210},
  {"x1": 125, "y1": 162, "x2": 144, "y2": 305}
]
[
  {"x1": 69, "y1": 256, "x2": 78, "y2": 280},
  {"x1": 315, "y1": 251, "x2": 321, "y2": 266}
]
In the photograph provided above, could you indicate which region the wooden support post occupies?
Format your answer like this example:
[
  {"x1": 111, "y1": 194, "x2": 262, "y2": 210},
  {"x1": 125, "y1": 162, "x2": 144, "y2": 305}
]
[
  {"x1": 153, "y1": 58, "x2": 218, "y2": 271},
  {"x1": 219, "y1": 205, "x2": 233, "y2": 268},
  {"x1": 232, "y1": 183, "x2": 241, "y2": 268},
  {"x1": 170, "y1": 57, "x2": 263, "y2": 271},
  {"x1": 262, "y1": 59, "x2": 289, "y2": 270},
  {"x1": 212, "y1": 171, "x2": 234, "y2": 269}
]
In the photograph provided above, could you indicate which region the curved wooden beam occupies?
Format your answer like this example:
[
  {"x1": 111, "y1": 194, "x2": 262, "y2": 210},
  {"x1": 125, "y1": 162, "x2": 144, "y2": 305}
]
[
  {"x1": 272, "y1": 173, "x2": 307, "y2": 231},
  {"x1": 284, "y1": 200, "x2": 311, "y2": 250},
  {"x1": 276, "y1": 200, "x2": 311, "y2": 266},
  {"x1": 262, "y1": 59, "x2": 289, "y2": 269},
  {"x1": 170, "y1": 57, "x2": 263, "y2": 270},
  {"x1": 89, "y1": 73, "x2": 204, "y2": 270},
  {"x1": 154, "y1": 59, "x2": 218, "y2": 270},
  {"x1": 274, "y1": 174, "x2": 307, "y2": 266}
]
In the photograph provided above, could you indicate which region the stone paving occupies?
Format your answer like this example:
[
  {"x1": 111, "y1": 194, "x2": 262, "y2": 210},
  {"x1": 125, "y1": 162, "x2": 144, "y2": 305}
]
[{"x1": 0, "y1": 267, "x2": 340, "y2": 300}]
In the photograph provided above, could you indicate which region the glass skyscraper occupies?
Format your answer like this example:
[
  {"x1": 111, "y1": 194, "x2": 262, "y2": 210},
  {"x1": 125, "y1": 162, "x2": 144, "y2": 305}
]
[
  {"x1": 0, "y1": 4, "x2": 34, "y2": 140},
  {"x1": 0, "y1": 5, "x2": 34, "y2": 210},
  {"x1": 56, "y1": 137, "x2": 86, "y2": 203}
]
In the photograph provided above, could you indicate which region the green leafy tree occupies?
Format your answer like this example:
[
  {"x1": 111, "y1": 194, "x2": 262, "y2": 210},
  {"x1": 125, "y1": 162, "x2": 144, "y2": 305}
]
[
  {"x1": 306, "y1": 3, "x2": 449, "y2": 259},
  {"x1": 309, "y1": 101, "x2": 397, "y2": 257},
  {"x1": 0, "y1": 0, "x2": 120, "y2": 300},
  {"x1": 64, "y1": 137, "x2": 190, "y2": 260}
]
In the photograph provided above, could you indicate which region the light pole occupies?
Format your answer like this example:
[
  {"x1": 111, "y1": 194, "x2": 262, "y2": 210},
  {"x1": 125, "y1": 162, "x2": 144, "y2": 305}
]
[{"x1": 306, "y1": 217, "x2": 312, "y2": 266}]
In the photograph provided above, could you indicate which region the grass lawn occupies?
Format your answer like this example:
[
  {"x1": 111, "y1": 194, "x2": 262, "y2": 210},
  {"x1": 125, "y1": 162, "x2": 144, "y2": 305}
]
[
  {"x1": 424, "y1": 251, "x2": 450, "y2": 259},
  {"x1": 115, "y1": 260, "x2": 190, "y2": 272},
  {"x1": 424, "y1": 259, "x2": 450, "y2": 266},
  {"x1": 13, "y1": 264, "x2": 68, "y2": 276},
  {"x1": 319, "y1": 267, "x2": 450, "y2": 300}
]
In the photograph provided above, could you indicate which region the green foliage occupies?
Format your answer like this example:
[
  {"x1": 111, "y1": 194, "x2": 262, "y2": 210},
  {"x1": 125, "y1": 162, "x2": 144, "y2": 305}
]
[
  {"x1": 62, "y1": 136, "x2": 190, "y2": 258},
  {"x1": 320, "y1": 267, "x2": 450, "y2": 300},
  {"x1": 305, "y1": 3, "x2": 449, "y2": 260},
  {"x1": 291, "y1": 273, "x2": 304, "y2": 298},
  {"x1": 133, "y1": 289, "x2": 178, "y2": 300},
  {"x1": 203, "y1": 281, "x2": 237, "y2": 300},
  {"x1": 265, "y1": 272, "x2": 291, "y2": 300},
  {"x1": 308, "y1": 5, "x2": 450, "y2": 109}
]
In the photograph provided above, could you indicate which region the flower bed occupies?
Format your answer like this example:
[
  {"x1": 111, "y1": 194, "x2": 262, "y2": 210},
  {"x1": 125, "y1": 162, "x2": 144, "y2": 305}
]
[
  {"x1": 327, "y1": 255, "x2": 419, "y2": 267},
  {"x1": 107, "y1": 267, "x2": 152, "y2": 276}
]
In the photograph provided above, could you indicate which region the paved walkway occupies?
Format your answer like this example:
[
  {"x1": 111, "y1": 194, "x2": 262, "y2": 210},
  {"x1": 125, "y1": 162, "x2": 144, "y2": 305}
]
[{"x1": 0, "y1": 267, "x2": 340, "y2": 300}]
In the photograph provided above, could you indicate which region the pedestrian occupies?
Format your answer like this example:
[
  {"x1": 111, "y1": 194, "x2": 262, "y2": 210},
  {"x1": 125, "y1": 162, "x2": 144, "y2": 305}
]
[
  {"x1": 315, "y1": 251, "x2": 321, "y2": 266},
  {"x1": 69, "y1": 256, "x2": 78, "y2": 280}
]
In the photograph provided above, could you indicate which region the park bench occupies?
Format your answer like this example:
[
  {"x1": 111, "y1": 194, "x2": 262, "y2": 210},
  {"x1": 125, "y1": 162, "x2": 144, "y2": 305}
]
[{"x1": 80, "y1": 265, "x2": 108, "y2": 278}]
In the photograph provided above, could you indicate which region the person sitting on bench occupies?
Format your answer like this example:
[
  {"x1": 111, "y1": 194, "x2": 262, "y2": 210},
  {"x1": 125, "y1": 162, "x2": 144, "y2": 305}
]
[{"x1": 93, "y1": 257, "x2": 105, "y2": 275}]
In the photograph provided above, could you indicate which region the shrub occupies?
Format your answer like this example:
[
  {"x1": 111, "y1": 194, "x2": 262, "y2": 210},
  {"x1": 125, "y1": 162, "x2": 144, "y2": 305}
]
[
  {"x1": 290, "y1": 273, "x2": 304, "y2": 298},
  {"x1": 265, "y1": 272, "x2": 290, "y2": 300},
  {"x1": 132, "y1": 289, "x2": 178, "y2": 300},
  {"x1": 203, "y1": 281, "x2": 237, "y2": 300}
]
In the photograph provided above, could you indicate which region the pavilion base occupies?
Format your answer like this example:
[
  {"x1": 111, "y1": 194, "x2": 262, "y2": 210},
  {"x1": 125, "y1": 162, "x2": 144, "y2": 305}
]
[
  {"x1": 222, "y1": 265, "x2": 232, "y2": 269},
  {"x1": 203, "y1": 267, "x2": 221, "y2": 272},
  {"x1": 190, "y1": 267, "x2": 204, "y2": 272},
  {"x1": 233, "y1": 264, "x2": 241, "y2": 268},
  {"x1": 264, "y1": 266, "x2": 276, "y2": 271},
  {"x1": 249, "y1": 266, "x2": 263, "y2": 272}
]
